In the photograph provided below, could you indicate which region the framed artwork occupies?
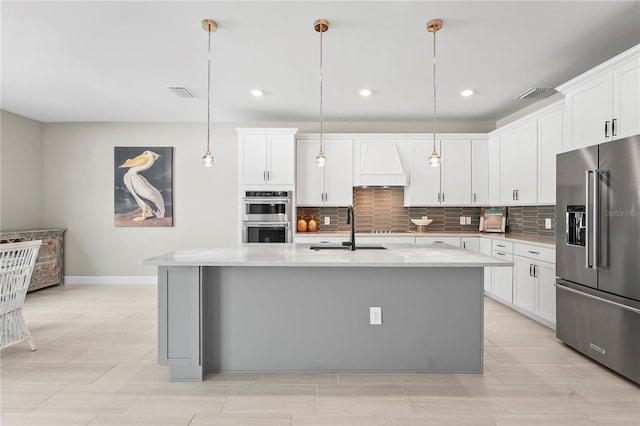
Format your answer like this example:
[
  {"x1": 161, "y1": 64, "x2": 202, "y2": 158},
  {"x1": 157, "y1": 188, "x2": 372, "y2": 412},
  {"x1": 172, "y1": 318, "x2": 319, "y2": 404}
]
[
  {"x1": 479, "y1": 207, "x2": 507, "y2": 233},
  {"x1": 114, "y1": 147, "x2": 173, "y2": 227}
]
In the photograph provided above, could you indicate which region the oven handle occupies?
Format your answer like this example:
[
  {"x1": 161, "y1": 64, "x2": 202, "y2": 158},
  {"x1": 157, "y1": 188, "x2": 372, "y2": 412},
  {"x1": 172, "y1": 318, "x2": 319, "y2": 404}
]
[
  {"x1": 242, "y1": 198, "x2": 291, "y2": 203},
  {"x1": 242, "y1": 221, "x2": 290, "y2": 226},
  {"x1": 555, "y1": 283, "x2": 640, "y2": 314}
]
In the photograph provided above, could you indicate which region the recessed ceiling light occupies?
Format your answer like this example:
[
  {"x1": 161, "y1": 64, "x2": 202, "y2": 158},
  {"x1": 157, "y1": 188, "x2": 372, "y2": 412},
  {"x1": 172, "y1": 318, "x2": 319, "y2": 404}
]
[
  {"x1": 460, "y1": 89, "x2": 474, "y2": 97},
  {"x1": 250, "y1": 89, "x2": 264, "y2": 97},
  {"x1": 359, "y1": 89, "x2": 373, "y2": 97}
]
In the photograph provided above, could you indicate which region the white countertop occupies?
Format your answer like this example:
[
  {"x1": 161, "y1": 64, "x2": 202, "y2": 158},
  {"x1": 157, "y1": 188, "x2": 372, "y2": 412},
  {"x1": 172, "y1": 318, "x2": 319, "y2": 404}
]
[
  {"x1": 143, "y1": 243, "x2": 513, "y2": 268},
  {"x1": 294, "y1": 231, "x2": 555, "y2": 248}
]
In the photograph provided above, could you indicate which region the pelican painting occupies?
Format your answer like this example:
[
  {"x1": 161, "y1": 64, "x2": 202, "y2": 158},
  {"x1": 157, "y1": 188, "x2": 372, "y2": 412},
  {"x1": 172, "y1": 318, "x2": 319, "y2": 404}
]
[{"x1": 114, "y1": 147, "x2": 173, "y2": 227}]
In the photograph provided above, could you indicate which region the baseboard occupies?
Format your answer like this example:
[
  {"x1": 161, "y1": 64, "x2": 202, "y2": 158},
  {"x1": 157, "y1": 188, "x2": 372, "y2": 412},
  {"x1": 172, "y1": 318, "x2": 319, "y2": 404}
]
[{"x1": 64, "y1": 276, "x2": 157, "y2": 285}]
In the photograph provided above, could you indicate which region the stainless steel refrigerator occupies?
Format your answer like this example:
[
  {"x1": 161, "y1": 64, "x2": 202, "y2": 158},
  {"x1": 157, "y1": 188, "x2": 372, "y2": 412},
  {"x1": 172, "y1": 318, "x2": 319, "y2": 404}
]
[{"x1": 556, "y1": 134, "x2": 640, "y2": 384}]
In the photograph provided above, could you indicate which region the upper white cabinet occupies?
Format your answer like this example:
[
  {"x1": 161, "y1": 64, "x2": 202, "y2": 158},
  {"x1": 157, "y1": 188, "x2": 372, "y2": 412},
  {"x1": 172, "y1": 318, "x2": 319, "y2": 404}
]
[
  {"x1": 296, "y1": 137, "x2": 353, "y2": 206},
  {"x1": 471, "y1": 139, "x2": 489, "y2": 205},
  {"x1": 405, "y1": 136, "x2": 481, "y2": 206},
  {"x1": 237, "y1": 128, "x2": 297, "y2": 187},
  {"x1": 558, "y1": 44, "x2": 639, "y2": 150},
  {"x1": 487, "y1": 136, "x2": 501, "y2": 205},
  {"x1": 537, "y1": 107, "x2": 563, "y2": 204},
  {"x1": 499, "y1": 121, "x2": 538, "y2": 205}
]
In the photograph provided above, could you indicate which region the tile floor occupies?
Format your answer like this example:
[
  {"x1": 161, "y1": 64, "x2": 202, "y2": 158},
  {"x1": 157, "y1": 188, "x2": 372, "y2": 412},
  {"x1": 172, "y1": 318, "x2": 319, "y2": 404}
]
[{"x1": 1, "y1": 285, "x2": 638, "y2": 426}]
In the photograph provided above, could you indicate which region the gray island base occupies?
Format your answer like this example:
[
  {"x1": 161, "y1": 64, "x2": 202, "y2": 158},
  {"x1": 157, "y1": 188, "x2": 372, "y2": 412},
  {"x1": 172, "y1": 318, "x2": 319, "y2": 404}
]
[{"x1": 144, "y1": 244, "x2": 512, "y2": 381}]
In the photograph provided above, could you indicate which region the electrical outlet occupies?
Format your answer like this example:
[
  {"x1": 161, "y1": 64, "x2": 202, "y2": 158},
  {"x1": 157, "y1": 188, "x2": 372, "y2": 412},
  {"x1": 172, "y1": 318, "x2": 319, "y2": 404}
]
[
  {"x1": 459, "y1": 217, "x2": 466, "y2": 225},
  {"x1": 545, "y1": 218, "x2": 552, "y2": 229},
  {"x1": 369, "y1": 307, "x2": 382, "y2": 325},
  {"x1": 324, "y1": 216, "x2": 330, "y2": 225},
  {"x1": 466, "y1": 216, "x2": 472, "y2": 225}
]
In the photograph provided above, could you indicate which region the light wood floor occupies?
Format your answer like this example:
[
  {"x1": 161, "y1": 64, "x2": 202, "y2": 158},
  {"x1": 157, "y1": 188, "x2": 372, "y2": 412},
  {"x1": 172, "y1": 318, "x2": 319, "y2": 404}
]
[{"x1": 1, "y1": 285, "x2": 638, "y2": 426}]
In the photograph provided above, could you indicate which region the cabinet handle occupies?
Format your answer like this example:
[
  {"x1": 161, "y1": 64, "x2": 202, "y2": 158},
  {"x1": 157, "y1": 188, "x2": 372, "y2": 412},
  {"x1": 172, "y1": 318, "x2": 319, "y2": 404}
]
[
  {"x1": 516, "y1": 189, "x2": 519, "y2": 201},
  {"x1": 463, "y1": 242, "x2": 466, "y2": 249},
  {"x1": 497, "y1": 244, "x2": 506, "y2": 248},
  {"x1": 612, "y1": 118, "x2": 617, "y2": 137},
  {"x1": 437, "y1": 193, "x2": 441, "y2": 203},
  {"x1": 605, "y1": 120, "x2": 610, "y2": 138},
  {"x1": 512, "y1": 189, "x2": 516, "y2": 201},
  {"x1": 496, "y1": 252, "x2": 506, "y2": 256},
  {"x1": 529, "y1": 264, "x2": 533, "y2": 277},
  {"x1": 527, "y1": 250, "x2": 540, "y2": 255},
  {"x1": 473, "y1": 193, "x2": 477, "y2": 203},
  {"x1": 325, "y1": 193, "x2": 328, "y2": 202},
  {"x1": 533, "y1": 264, "x2": 538, "y2": 278},
  {"x1": 442, "y1": 193, "x2": 445, "y2": 202},
  {"x1": 263, "y1": 171, "x2": 266, "y2": 181}
]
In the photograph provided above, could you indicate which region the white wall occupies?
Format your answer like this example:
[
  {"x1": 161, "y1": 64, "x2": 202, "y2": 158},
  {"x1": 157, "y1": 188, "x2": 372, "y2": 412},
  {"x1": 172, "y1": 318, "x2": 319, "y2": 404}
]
[
  {"x1": 33, "y1": 118, "x2": 494, "y2": 278},
  {"x1": 0, "y1": 110, "x2": 44, "y2": 230}
]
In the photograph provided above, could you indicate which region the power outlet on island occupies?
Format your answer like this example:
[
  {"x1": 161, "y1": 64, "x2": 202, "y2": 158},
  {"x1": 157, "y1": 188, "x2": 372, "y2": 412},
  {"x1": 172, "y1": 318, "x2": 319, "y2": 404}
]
[
  {"x1": 369, "y1": 307, "x2": 382, "y2": 325},
  {"x1": 324, "y1": 216, "x2": 330, "y2": 225}
]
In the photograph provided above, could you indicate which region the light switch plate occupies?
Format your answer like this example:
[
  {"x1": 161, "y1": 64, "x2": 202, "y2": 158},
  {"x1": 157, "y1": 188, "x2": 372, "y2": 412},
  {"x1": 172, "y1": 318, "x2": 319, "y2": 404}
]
[
  {"x1": 545, "y1": 218, "x2": 552, "y2": 229},
  {"x1": 460, "y1": 217, "x2": 466, "y2": 225},
  {"x1": 466, "y1": 217, "x2": 472, "y2": 225},
  {"x1": 369, "y1": 307, "x2": 382, "y2": 325},
  {"x1": 324, "y1": 216, "x2": 330, "y2": 225}
]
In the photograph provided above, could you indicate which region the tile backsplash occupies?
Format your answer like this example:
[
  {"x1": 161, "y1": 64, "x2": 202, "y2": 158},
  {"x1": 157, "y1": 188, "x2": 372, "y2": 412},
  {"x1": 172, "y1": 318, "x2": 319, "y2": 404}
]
[{"x1": 296, "y1": 187, "x2": 556, "y2": 238}]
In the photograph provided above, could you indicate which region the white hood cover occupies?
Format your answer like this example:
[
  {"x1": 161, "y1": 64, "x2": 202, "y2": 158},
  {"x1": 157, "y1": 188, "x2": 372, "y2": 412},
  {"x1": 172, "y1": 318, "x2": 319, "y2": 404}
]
[{"x1": 357, "y1": 141, "x2": 408, "y2": 186}]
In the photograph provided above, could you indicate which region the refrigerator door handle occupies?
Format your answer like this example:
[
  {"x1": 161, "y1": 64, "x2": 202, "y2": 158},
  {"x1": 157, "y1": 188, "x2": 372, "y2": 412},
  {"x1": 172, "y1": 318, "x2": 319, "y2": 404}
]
[
  {"x1": 584, "y1": 170, "x2": 593, "y2": 269},
  {"x1": 593, "y1": 169, "x2": 600, "y2": 270}
]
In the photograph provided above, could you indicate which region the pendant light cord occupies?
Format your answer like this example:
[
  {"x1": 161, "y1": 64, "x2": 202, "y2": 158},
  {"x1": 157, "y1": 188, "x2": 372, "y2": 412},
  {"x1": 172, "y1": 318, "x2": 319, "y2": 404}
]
[
  {"x1": 319, "y1": 26, "x2": 324, "y2": 154},
  {"x1": 432, "y1": 29, "x2": 437, "y2": 153},
  {"x1": 207, "y1": 26, "x2": 212, "y2": 153}
]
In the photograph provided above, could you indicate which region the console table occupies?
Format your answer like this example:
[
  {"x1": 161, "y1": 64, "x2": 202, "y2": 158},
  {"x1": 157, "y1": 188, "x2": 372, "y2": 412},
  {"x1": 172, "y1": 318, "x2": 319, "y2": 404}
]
[{"x1": 0, "y1": 228, "x2": 66, "y2": 292}]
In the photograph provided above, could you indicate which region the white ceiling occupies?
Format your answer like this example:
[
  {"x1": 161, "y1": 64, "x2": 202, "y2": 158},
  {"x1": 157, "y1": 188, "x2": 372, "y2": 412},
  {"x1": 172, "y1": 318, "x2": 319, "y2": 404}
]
[{"x1": 2, "y1": 1, "x2": 639, "y2": 124}]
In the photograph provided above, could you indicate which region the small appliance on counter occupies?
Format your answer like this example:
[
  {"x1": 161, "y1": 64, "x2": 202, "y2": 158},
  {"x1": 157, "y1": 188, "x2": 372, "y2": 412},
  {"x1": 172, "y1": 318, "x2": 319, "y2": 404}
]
[{"x1": 242, "y1": 191, "x2": 292, "y2": 243}]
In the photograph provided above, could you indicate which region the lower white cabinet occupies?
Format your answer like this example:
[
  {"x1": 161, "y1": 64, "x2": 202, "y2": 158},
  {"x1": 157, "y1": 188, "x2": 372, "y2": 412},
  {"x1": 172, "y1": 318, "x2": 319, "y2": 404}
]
[
  {"x1": 491, "y1": 250, "x2": 514, "y2": 303},
  {"x1": 514, "y1": 253, "x2": 556, "y2": 326},
  {"x1": 461, "y1": 237, "x2": 480, "y2": 252}
]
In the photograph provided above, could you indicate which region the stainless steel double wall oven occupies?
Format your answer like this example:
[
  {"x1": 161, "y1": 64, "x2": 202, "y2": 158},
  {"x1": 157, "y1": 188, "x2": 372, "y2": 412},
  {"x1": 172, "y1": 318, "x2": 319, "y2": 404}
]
[{"x1": 242, "y1": 191, "x2": 291, "y2": 243}]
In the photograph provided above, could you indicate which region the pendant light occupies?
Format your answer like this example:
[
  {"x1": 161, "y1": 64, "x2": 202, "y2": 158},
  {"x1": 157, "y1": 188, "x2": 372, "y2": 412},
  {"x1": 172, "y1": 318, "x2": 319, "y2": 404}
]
[
  {"x1": 201, "y1": 19, "x2": 217, "y2": 167},
  {"x1": 314, "y1": 19, "x2": 329, "y2": 167},
  {"x1": 427, "y1": 18, "x2": 442, "y2": 167}
]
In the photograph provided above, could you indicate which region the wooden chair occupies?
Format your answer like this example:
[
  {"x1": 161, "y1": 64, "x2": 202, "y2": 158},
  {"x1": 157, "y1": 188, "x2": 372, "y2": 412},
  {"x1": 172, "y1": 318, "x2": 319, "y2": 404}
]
[{"x1": 0, "y1": 240, "x2": 42, "y2": 351}]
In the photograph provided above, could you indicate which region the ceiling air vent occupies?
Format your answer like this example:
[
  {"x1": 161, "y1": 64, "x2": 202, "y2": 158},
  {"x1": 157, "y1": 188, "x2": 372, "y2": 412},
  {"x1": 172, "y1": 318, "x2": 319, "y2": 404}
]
[
  {"x1": 515, "y1": 87, "x2": 557, "y2": 100},
  {"x1": 167, "y1": 86, "x2": 194, "y2": 98}
]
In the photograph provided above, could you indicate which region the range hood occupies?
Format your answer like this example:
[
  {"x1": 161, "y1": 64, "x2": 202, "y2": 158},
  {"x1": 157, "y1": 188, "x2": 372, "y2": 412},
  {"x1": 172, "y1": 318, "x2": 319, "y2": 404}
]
[{"x1": 355, "y1": 141, "x2": 408, "y2": 187}]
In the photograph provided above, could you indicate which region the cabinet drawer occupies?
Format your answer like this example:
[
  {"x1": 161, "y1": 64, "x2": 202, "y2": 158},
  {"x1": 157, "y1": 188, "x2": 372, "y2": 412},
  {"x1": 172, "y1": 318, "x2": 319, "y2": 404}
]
[
  {"x1": 415, "y1": 236, "x2": 461, "y2": 246},
  {"x1": 514, "y1": 243, "x2": 555, "y2": 263},
  {"x1": 492, "y1": 240, "x2": 514, "y2": 253},
  {"x1": 492, "y1": 249, "x2": 513, "y2": 261}
]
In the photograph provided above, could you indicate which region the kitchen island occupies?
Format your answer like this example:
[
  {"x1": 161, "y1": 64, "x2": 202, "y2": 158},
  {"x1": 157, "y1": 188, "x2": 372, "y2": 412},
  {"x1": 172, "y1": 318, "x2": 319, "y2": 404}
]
[{"x1": 143, "y1": 243, "x2": 511, "y2": 381}]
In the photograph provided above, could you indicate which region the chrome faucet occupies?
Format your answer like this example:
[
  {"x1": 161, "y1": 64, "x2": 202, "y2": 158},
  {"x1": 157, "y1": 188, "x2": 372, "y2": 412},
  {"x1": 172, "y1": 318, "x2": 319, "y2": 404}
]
[{"x1": 346, "y1": 205, "x2": 356, "y2": 251}]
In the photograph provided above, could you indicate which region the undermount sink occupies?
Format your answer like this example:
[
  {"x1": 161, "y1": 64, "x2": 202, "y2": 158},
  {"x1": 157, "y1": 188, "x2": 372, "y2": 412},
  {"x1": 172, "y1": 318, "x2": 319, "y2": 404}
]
[{"x1": 309, "y1": 244, "x2": 387, "y2": 251}]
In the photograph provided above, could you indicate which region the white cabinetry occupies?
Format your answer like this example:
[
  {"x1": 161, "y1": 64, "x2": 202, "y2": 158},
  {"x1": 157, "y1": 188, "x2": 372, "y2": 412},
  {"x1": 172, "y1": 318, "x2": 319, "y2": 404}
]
[
  {"x1": 558, "y1": 45, "x2": 639, "y2": 150},
  {"x1": 537, "y1": 108, "x2": 563, "y2": 204},
  {"x1": 499, "y1": 121, "x2": 538, "y2": 205},
  {"x1": 296, "y1": 137, "x2": 353, "y2": 206},
  {"x1": 237, "y1": 128, "x2": 297, "y2": 187},
  {"x1": 490, "y1": 240, "x2": 514, "y2": 303},
  {"x1": 487, "y1": 136, "x2": 501, "y2": 205},
  {"x1": 405, "y1": 136, "x2": 480, "y2": 206},
  {"x1": 471, "y1": 140, "x2": 489, "y2": 205},
  {"x1": 461, "y1": 237, "x2": 480, "y2": 252},
  {"x1": 513, "y1": 243, "x2": 556, "y2": 327}
]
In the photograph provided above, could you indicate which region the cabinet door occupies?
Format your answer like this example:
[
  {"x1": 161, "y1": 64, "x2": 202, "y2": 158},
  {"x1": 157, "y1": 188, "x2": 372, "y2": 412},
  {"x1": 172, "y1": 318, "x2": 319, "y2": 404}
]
[
  {"x1": 514, "y1": 256, "x2": 536, "y2": 313},
  {"x1": 535, "y1": 261, "x2": 556, "y2": 324},
  {"x1": 324, "y1": 139, "x2": 353, "y2": 206},
  {"x1": 568, "y1": 73, "x2": 613, "y2": 149},
  {"x1": 440, "y1": 139, "x2": 471, "y2": 205},
  {"x1": 537, "y1": 110, "x2": 563, "y2": 204},
  {"x1": 266, "y1": 135, "x2": 294, "y2": 185},
  {"x1": 488, "y1": 136, "x2": 501, "y2": 205},
  {"x1": 461, "y1": 237, "x2": 480, "y2": 252},
  {"x1": 613, "y1": 59, "x2": 640, "y2": 140},
  {"x1": 408, "y1": 140, "x2": 441, "y2": 205},
  {"x1": 517, "y1": 121, "x2": 538, "y2": 204},
  {"x1": 296, "y1": 140, "x2": 325, "y2": 206},
  {"x1": 241, "y1": 135, "x2": 268, "y2": 184},
  {"x1": 499, "y1": 130, "x2": 518, "y2": 205},
  {"x1": 471, "y1": 139, "x2": 489, "y2": 205}
]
